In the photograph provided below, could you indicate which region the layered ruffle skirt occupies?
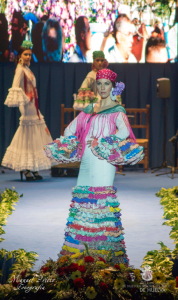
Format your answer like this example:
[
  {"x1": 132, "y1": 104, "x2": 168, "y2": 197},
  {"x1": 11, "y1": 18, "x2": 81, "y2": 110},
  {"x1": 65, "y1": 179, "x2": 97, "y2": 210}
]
[
  {"x1": 60, "y1": 186, "x2": 128, "y2": 265},
  {"x1": 2, "y1": 115, "x2": 54, "y2": 171}
]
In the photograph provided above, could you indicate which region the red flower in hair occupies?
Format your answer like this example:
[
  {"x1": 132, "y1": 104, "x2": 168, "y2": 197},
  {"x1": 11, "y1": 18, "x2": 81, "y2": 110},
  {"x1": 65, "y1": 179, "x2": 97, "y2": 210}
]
[
  {"x1": 99, "y1": 257, "x2": 106, "y2": 263},
  {"x1": 84, "y1": 256, "x2": 94, "y2": 263},
  {"x1": 73, "y1": 278, "x2": 85, "y2": 289},
  {"x1": 99, "y1": 281, "x2": 108, "y2": 292}
]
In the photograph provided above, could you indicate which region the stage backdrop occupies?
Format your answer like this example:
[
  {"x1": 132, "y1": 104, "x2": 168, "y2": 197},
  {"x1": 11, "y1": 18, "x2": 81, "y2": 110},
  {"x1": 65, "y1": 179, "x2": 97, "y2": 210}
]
[{"x1": 0, "y1": 62, "x2": 178, "y2": 169}]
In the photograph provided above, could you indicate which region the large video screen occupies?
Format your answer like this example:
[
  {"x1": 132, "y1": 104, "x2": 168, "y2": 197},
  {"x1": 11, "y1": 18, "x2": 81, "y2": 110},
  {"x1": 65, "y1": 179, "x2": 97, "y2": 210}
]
[{"x1": 0, "y1": 0, "x2": 177, "y2": 63}]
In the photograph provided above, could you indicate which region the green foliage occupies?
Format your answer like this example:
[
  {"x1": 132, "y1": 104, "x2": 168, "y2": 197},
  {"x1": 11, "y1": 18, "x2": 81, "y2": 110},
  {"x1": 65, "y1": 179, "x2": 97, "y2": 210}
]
[
  {"x1": 0, "y1": 188, "x2": 22, "y2": 242},
  {"x1": 0, "y1": 0, "x2": 7, "y2": 13},
  {"x1": 0, "y1": 188, "x2": 38, "y2": 278},
  {"x1": 142, "y1": 186, "x2": 178, "y2": 280}
]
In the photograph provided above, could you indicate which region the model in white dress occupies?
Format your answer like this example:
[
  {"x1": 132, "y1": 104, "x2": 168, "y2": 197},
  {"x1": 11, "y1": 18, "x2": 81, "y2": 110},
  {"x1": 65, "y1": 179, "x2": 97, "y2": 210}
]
[{"x1": 2, "y1": 47, "x2": 54, "y2": 180}]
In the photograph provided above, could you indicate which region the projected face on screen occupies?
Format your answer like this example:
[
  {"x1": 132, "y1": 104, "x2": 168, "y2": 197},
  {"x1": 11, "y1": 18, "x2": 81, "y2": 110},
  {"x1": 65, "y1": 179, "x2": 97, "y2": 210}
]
[{"x1": 1, "y1": 1, "x2": 177, "y2": 63}]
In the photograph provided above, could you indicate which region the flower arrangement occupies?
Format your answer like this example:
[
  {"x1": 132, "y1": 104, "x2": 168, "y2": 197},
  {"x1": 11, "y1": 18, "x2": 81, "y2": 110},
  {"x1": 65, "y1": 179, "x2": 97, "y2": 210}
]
[
  {"x1": 2, "y1": 244, "x2": 178, "y2": 300},
  {"x1": 1, "y1": 187, "x2": 178, "y2": 299}
]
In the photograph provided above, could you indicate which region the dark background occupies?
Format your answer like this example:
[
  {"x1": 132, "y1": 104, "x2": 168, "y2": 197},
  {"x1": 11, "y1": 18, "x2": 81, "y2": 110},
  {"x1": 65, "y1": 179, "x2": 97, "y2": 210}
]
[{"x1": 0, "y1": 62, "x2": 178, "y2": 168}]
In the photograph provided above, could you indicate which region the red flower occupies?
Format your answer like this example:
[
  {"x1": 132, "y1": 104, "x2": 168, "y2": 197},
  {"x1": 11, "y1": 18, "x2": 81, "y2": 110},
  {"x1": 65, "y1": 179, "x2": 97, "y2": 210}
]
[
  {"x1": 131, "y1": 287, "x2": 138, "y2": 294},
  {"x1": 68, "y1": 263, "x2": 79, "y2": 272},
  {"x1": 84, "y1": 256, "x2": 94, "y2": 263},
  {"x1": 99, "y1": 257, "x2": 106, "y2": 263},
  {"x1": 176, "y1": 276, "x2": 178, "y2": 288},
  {"x1": 20, "y1": 269, "x2": 27, "y2": 278},
  {"x1": 41, "y1": 267, "x2": 50, "y2": 274},
  {"x1": 84, "y1": 275, "x2": 95, "y2": 287},
  {"x1": 56, "y1": 266, "x2": 69, "y2": 277},
  {"x1": 12, "y1": 278, "x2": 20, "y2": 288},
  {"x1": 99, "y1": 281, "x2": 108, "y2": 292},
  {"x1": 114, "y1": 264, "x2": 121, "y2": 270},
  {"x1": 73, "y1": 278, "x2": 85, "y2": 289},
  {"x1": 78, "y1": 265, "x2": 86, "y2": 273}
]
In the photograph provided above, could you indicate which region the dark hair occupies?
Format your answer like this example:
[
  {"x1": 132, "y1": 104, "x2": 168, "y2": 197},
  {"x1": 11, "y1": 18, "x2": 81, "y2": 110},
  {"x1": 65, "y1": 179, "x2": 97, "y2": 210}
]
[
  {"x1": 41, "y1": 15, "x2": 49, "y2": 22},
  {"x1": 146, "y1": 37, "x2": 166, "y2": 56},
  {"x1": 12, "y1": 10, "x2": 27, "y2": 30},
  {"x1": 16, "y1": 46, "x2": 32, "y2": 64},
  {"x1": 154, "y1": 27, "x2": 161, "y2": 35},
  {"x1": 75, "y1": 16, "x2": 87, "y2": 44},
  {"x1": 42, "y1": 18, "x2": 63, "y2": 62},
  {"x1": 113, "y1": 14, "x2": 130, "y2": 40},
  {"x1": 112, "y1": 82, "x2": 116, "y2": 88},
  {"x1": 32, "y1": 22, "x2": 44, "y2": 62}
]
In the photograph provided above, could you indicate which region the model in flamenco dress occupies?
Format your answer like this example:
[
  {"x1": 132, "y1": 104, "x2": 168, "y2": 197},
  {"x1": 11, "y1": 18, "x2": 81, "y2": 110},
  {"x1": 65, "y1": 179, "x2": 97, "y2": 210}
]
[
  {"x1": 44, "y1": 69, "x2": 144, "y2": 264},
  {"x1": 2, "y1": 41, "x2": 54, "y2": 181}
]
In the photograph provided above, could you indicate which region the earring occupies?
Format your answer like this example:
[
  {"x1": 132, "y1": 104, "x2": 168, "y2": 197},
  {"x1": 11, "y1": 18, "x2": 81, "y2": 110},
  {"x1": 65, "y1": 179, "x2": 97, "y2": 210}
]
[
  {"x1": 110, "y1": 88, "x2": 116, "y2": 101},
  {"x1": 19, "y1": 58, "x2": 24, "y2": 65}
]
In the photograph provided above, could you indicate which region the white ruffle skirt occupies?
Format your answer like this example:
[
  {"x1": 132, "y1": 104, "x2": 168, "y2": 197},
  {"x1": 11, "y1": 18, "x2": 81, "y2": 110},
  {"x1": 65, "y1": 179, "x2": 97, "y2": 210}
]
[{"x1": 2, "y1": 115, "x2": 55, "y2": 171}]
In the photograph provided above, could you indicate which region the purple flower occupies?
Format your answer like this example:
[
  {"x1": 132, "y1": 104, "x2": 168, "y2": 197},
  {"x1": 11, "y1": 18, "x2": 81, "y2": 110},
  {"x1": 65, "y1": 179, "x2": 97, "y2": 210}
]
[
  {"x1": 105, "y1": 137, "x2": 113, "y2": 144},
  {"x1": 112, "y1": 82, "x2": 125, "y2": 96}
]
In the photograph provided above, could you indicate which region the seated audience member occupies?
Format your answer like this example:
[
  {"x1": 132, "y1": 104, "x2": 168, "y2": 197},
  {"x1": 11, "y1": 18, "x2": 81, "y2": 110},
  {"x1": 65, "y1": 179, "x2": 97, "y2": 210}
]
[
  {"x1": 0, "y1": 13, "x2": 9, "y2": 62},
  {"x1": 69, "y1": 16, "x2": 92, "y2": 62},
  {"x1": 106, "y1": 14, "x2": 137, "y2": 63},
  {"x1": 146, "y1": 37, "x2": 168, "y2": 63},
  {"x1": 31, "y1": 22, "x2": 44, "y2": 62},
  {"x1": 42, "y1": 18, "x2": 63, "y2": 62}
]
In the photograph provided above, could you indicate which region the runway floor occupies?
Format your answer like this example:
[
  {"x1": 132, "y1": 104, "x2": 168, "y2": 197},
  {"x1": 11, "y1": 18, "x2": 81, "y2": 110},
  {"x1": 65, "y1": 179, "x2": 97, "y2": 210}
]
[{"x1": 0, "y1": 168, "x2": 176, "y2": 271}]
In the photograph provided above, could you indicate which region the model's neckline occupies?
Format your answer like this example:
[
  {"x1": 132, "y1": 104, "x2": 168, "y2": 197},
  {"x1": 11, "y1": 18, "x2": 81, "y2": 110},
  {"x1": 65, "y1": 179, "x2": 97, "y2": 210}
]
[{"x1": 83, "y1": 103, "x2": 125, "y2": 115}]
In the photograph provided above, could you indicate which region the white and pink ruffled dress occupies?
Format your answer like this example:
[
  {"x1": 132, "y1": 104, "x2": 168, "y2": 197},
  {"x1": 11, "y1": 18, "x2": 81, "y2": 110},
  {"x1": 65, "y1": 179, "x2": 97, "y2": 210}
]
[{"x1": 44, "y1": 104, "x2": 144, "y2": 264}]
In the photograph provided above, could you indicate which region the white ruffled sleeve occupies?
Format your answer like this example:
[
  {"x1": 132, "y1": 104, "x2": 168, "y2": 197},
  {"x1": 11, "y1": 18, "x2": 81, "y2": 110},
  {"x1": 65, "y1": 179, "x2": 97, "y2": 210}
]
[{"x1": 4, "y1": 66, "x2": 30, "y2": 107}]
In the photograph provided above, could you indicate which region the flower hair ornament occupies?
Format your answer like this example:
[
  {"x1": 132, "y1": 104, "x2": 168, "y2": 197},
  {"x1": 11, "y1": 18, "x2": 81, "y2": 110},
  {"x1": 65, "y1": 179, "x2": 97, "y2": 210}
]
[
  {"x1": 110, "y1": 82, "x2": 125, "y2": 101},
  {"x1": 21, "y1": 40, "x2": 33, "y2": 49}
]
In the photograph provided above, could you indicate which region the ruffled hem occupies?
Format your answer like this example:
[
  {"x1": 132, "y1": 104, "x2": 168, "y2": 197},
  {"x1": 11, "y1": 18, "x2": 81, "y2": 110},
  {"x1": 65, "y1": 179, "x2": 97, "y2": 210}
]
[
  {"x1": 4, "y1": 87, "x2": 30, "y2": 107},
  {"x1": 44, "y1": 135, "x2": 80, "y2": 163},
  {"x1": 19, "y1": 114, "x2": 44, "y2": 126},
  {"x1": 60, "y1": 185, "x2": 128, "y2": 265},
  {"x1": 1, "y1": 148, "x2": 54, "y2": 171},
  {"x1": 1, "y1": 120, "x2": 55, "y2": 171},
  {"x1": 91, "y1": 135, "x2": 144, "y2": 166}
]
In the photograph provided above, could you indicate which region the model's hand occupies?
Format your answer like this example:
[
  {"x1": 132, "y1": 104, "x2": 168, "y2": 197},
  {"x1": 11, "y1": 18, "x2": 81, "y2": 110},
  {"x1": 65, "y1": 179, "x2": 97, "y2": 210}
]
[
  {"x1": 45, "y1": 127, "x2": 50, "y2": 135},
  {"x1": 87, "y1": 136, "x2": 97, "y2": 147}
]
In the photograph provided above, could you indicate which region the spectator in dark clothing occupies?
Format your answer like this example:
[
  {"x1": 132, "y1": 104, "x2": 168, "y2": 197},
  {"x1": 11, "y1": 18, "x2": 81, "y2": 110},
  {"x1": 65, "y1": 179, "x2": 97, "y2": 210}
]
[
  {"x1": 42, "y1": 19, "x2": 63, "y2": 62},
  {"x1": 0, "y1": 13, "x2": 9, "y2": 62},
  {"x1": 10, "y1": 10, "x2": 28, "y2": 61},
  {"x1": 31, "y1": 22, "x2": 44, "y2": 62}
]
